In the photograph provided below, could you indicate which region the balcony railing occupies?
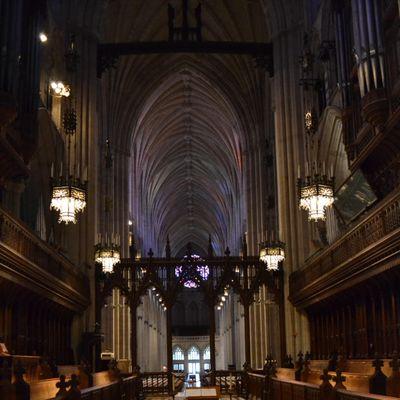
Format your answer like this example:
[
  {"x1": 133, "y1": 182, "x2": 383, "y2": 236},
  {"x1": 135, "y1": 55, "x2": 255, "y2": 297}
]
[
  {"x1": 0, "y1": 207, "x2": 90, "y2": 312},
  {"x1": 289, "y1": 188, "x2": 400, "y2": 308}
]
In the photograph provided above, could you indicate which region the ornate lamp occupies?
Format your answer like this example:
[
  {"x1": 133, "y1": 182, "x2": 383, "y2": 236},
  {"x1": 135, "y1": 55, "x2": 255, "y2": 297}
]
[
  {"x1": 95, "y1": 139, "x2": 120, "y2": 273},
  {"x1": 259, "y1": 239, "x2": 285, "y2": 271},
  {"x1": 95, "y1": 236, "x2": 120, "y2": 274},
  {"x1": 50, "y1": 110, "x2": 87, "y2": 224},
  {"x1": 50, "y1": 175, "x2": 87, "y2": 224},
  {"x1": 50, "y1": 36, "x2": 87, "y2": 224},
  {"x1": 297, "y1": 170, "x2": 334, "y2": 221}
]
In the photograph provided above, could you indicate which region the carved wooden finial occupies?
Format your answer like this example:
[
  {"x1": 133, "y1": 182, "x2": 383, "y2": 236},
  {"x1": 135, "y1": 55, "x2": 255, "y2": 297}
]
[
  {"x1": 387, "y1": 351, "x2": 400, "y2": 396},
  {"x1": 391, "y1": 352, "x2": 399, "y2": 370},
  {"x1": 283, "y1": 354, "x2": 294, "y2": 368},
  {"x1": 148, "y1": 248, "x2": 154, "y2": 259},
  {"x1": 13, "y1": 362, "x2": 30, "y2": 400},
  {"x1": 319, "y1": 368, "x2": 334, "y2": 399},
  {"x1": 319, "y1": 368, "x2": 332, "y2": 385},
  {"x1": 225, "y1": 247, "x2": 231, "y2": 257},
  {"x1": 67, "y1": 374, "x2": 81, "y2": 399},
  {"x1": 333, "y1": 369, "x2": 346, "y2": 390},
  {"x1": 370, "y1": 355, "x2": 387, "y2": 395},
  {"x1": 297, "y1": 351, "x2": 304, "y2": 364},
  {"x1": 295, "y1": 351, "x2": 304, "y2": 381},
  {"x1": 55, "y1": 374, "x2": 69, "y2": 397}
]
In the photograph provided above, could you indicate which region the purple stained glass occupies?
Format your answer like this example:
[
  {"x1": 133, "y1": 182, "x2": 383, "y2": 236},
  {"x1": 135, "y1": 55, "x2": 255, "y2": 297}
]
[{"x1": 174, "y1": 254, "x2": 209, "y2": 288}]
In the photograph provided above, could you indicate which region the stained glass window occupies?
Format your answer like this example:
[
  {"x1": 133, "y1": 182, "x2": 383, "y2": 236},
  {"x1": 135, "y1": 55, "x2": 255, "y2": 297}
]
[{"x1": 174, "y1": 254, "x2": 209, "y2": 288}]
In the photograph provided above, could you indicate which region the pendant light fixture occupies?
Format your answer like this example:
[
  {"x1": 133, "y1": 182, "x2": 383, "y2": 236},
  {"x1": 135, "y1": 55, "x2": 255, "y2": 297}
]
[
  {"x1": 95, "y1": 139, "x2": 120, "y2": 273},
  {"x1": 50, "y1": 35, "x2": 87, "y2": 224}
]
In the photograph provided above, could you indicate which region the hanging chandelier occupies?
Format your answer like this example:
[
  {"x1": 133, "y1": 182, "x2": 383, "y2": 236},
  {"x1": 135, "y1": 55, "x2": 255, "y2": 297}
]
[
  {"x1": 95, "y1": 234, "x2": 120, "y2": 273},
  {"x1": 95, "y1": 139, "x2": 120, "y2": 273},
  {"x1": 259, "y1": 240, "x2": 285, "y2": 271},
  {"x1": 50, "y1": 36, "x2": 88, "y2": 224},
  {"x1": 297, "y1": 170, "x2": 334, "y2": 221},
  {"x1": 50, "y1": 109, "x2": 87, "y2": 224},
  {"x1": 50, "y1": 173, "x2": 87, "y2": 224}
]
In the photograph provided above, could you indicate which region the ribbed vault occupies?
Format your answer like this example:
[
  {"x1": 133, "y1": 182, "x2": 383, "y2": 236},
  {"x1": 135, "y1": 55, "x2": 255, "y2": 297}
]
[
  {"x1": 132, "y1": 64, "x2": 245, "y2": 256},
  {"x1": 96, "y1": 0, "x2": 299, "y2": 256}
]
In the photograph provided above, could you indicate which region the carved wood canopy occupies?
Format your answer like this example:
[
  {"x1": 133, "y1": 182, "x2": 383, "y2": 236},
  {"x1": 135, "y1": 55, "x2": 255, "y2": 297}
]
[{"x1": 98, "y1": 250, "x2": 281, "y2": 310}]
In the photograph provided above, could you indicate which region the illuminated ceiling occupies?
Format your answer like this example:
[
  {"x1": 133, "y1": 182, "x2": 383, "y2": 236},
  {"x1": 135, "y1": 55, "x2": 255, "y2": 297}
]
[{"x1": 94, "y1": 0, "x2": 300, "y2": 255}]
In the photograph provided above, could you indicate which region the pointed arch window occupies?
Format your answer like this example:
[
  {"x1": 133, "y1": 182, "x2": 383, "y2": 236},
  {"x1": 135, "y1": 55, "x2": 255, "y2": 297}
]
[
  {"x1": 188, "y1": 346, "x2": 200, "y2": 360},
  {"x1": 203, "y1": 346, "x2": 210, "y2": 360},
  {"x1": 173, "y1": 346, "x2": 185, "y2": 361}
]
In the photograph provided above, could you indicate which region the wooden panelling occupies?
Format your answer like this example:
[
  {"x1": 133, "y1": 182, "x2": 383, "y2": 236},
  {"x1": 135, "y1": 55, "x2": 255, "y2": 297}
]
[{"x1": 0, "y1": 207, "x2": 90, "y2": 312}]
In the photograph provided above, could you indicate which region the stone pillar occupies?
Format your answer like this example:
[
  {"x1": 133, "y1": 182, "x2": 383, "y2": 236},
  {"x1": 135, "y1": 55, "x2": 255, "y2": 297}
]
[
  {"x1": 209, "y1": 303, "x2": 216, "y2": 385},
  {"x1": 273, "y1": 27, "x2": 311, "y2": 358}
]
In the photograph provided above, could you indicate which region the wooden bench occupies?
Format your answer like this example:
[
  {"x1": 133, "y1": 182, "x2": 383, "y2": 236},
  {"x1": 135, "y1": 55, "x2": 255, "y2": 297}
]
[
  {"x1": 271, "y1": 376, "x2": 400, "y2": 400},
  {"x1": 30, "y1": 377, "x2": 60, "y2": 400},
  {"x1": 277, "y1": 356, "x2": 400, "y2": 396},
  {"x1": 92, "y1": 370, "x2": 118, "y2": 387}
]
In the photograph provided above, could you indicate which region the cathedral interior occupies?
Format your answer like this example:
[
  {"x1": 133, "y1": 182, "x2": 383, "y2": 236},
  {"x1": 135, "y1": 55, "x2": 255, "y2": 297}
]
[{"x1": 1, "y1": 0, "x2": 400, "y2": 399}]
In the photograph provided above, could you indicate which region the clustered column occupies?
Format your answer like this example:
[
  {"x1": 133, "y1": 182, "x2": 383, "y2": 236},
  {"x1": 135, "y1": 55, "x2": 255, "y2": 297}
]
[
  {"x1": 136, "y1": 291, "x2": 167, "y2": 371},
  {"x1": 273, "y1": 26, "x2": 311, "y2": 358}
]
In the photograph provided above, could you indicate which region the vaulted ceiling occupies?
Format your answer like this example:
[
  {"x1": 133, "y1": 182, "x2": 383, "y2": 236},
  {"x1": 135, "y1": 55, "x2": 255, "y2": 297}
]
[{"x1": 94, "y1": 0, "x2": 300, "y2": 256}]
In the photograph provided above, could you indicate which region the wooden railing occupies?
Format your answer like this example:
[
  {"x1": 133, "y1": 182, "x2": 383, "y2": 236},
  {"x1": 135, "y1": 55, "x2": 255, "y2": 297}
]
[
  {"x1": 247, "y1": 372, "x2": 268, "y2": 399},
  {"x1": 0, "y1": 207, "x2": 90, "y2": 312},
  {"x1": 173, "y1": 372, "x2": 185, "y2": 392},
  {"x1": 289, "y1": 188, "x2": 400, "y2": 308},
  {"x1": 212, "y1": 370, "x2": 246, "y2": 395},
  {"x1": 141, "y1": 371, "x2": 169, "y2": 394}
]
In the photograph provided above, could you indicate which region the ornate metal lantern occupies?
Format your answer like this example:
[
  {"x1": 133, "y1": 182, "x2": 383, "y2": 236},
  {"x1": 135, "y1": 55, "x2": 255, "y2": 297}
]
[
  {"x1": 50, "y1": 175, "x2": 87, "y2": 224},
  {"x1": 298, "y1": 173, "x2": 334, "y2": 221},
  {"x1": 94, "y1": 140, "x2": 120, "y2": 273},
  {"x1": 95, "y1": 237, "x2": 120, "y2": 274},
  {"x1": 50, "y1": 109, "x2": 87, "y2": 223},
  {"x1": 50, "y1": 37, "x2": 88, "y2": 224},
  {"x1": 259, "y1": 240, "x2": 285, "y2": 271}
]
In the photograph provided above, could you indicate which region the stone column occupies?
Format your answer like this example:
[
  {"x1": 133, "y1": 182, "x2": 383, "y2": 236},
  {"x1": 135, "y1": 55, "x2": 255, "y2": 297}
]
[{"x1": 273, "y1": 27, "x2": 311, "y2": 358}]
